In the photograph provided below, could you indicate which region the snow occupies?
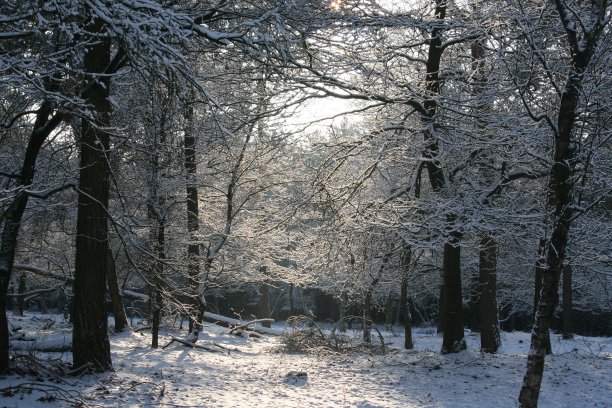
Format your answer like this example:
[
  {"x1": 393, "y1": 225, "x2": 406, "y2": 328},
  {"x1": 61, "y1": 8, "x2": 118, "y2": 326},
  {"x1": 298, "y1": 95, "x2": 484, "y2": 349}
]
[{"x1": 1, "y1": 312, "x2": 610, "y2": 407}]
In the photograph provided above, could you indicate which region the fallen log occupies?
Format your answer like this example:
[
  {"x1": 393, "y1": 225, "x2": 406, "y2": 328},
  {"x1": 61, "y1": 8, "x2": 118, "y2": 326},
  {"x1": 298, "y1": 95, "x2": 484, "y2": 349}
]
[{"x1": 10, "y1": 341, "x2": 71, "y2": 353}]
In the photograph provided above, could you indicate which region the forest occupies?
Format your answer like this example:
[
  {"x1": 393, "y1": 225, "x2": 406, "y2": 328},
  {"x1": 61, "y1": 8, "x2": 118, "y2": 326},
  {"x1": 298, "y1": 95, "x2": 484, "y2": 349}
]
[{"x1": 0, "y1": 1, "x2": 610, "y2": 407}]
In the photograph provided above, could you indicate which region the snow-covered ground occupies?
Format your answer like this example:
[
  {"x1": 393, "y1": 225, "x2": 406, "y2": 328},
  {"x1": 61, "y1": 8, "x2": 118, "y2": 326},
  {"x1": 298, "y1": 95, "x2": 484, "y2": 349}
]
[{"x1": 1, "y1": 312, "x2": 610, "y2": 407}]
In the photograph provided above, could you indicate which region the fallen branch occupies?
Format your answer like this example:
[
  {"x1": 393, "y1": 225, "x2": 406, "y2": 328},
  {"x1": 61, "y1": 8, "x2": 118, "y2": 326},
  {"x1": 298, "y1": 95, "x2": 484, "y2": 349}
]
[
  {"x1": 230, "y1": 329, "x2": 262, "y2": 338},
  {"x1": 229, "y1": 318, "x2": 275, "y2": 336},
  {"x1": 204, "y1": 311, "x2": 280, "y2": 336},
  {"x1": 161, "y1": 336, "x2": 219, "y2": 352},
  {"x1": 133, "y1": 326, "x2": 152, "y2": 333}
]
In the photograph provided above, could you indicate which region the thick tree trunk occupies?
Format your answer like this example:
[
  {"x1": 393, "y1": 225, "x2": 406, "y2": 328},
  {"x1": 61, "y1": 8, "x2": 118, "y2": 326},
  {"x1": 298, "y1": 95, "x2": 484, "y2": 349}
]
[
  {"x1": 562, "y1": 265, "x2": 573, "y2": 339},
  {"x1": 72, "y1": 19, "x2": 113, "y2": 371},
  {"x1": 106, "y1": 249, "x2": 128, "y2": 332},
  {"x1": 441, "y1": 234, "x2": 466, "y2": 354},
  {"x1": 479, "y1": 236, "x2": 500, "y2": 353}
]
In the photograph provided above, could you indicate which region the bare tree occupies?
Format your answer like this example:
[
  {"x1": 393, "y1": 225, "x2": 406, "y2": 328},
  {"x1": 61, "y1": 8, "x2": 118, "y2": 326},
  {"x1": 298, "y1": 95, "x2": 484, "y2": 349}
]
[{"x1": 519, "y1": 1, "x2": 609, "y2": 406}]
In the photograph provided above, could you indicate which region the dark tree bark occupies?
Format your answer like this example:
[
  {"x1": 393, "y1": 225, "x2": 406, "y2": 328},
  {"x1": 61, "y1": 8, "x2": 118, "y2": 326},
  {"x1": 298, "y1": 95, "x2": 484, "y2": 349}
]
[
  {"x1": 562, "y1": 265, "x2": 573, "y2": 340},
  {"x1": 519, "y1": 1, "x2": 607, "y2": 405},
  {"x1": 145, "y1": 86, "x2": 171, "y2": 349},
  {"x1": 187, "y1": 123, "x2": 254, "y2": 343},
  {"x1": 72, "y1": 18, "x2": 113, "y2": 371},
  {"x1": 17, "y1": 273, "x2": 26, "y2": 317},
  {"x1": 468, "y1": 273, "x2": 480, "y2": 332},
  {"x1": 400, "y1": 247, "x2": 413, "y2": 349},
  {"x1": 440, "y1": 234, "x2": 466, "y2": 354},
  {"x1": 289, "y1": 284, "x2": 296, "y2": 316},
  {"x1": 258, "y1": 282, "x2": 272, "y2": 329},
  {"x1": 437, "y1": 280, "x2": 445, "y2": 334},
  {"x1": 339, "y1": 291, "x2": 348, "y2": 332},
  {"x1": 150, "y1": 223, "x2": 165, "y2": 349},
  {"x1": 106, "y1": 249, "x2": 128, "y2": 332},
  {"x1": 384, "y1": 292, "x2": 396, "y2": 331},
  {"x1": 363, "y1": 254, "x2": 389, "y2": 343},
  {"x1": 0, "y1": 101, "x2": 64, "y2": 372},
  {"x1": 533, "y1": 239, "x2": 545, "y2": 318},
  {"x1": 479, "y1": 236, "x2": 500, "y2": 353},
  {"x1": 415, "y1": 0, "x2": 466, "y2": 353},
  {"x1": 533, "y1": 240, "x2": 551, "y2": 355},
  {"x1": 420, "y1": 0, "x2": 447, "y2": 193},
  {"x1": 184, "y1": 99, "x2": 201, "y2": 333},
  {"x1": 362, "y1": 285, "x2": 374, "y2": 343},
  {"x1": 187, "y1": 259, "x2": 209, "y2": 343}
]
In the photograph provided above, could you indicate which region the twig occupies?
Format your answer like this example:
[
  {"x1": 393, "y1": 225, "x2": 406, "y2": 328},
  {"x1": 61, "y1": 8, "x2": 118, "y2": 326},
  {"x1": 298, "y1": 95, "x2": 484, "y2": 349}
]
[{"x1": 0, "y1": 382, "x2": 92, "y2": 407}]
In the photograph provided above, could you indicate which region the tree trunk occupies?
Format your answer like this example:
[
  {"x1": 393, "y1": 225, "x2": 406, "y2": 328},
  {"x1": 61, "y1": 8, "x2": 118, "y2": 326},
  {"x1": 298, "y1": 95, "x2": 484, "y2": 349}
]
[
  {"x1": 470, "y1": 25, "x2": 492, "y2": 341},
  {"x1": 147, "y1": 109, "x2": 168, "y2": 348},
  {"x1": 400, "y1": 246, "x2": 413, "y2": 349},
  {"x1": 441, "y1": 233, "x2": 466, "y2": 354},
  {"x1": 401, "y1": 275, "x2": 414, "y2": 350},
  {"x1": 437, "y1": 280, "x2": 445, "y2": 334},
  {"x1": 0, "y1": 100, "x2": 63, "y2": 372},
  {"x1": 468, "y1": 272, "x2": 480, "y2": 332},
  {"x1": 415, "y1": 1, "x2": 465, "y2": 353},
  {"x1": 519, "y1": 2, "x2": 606, "y2": 404},
  {"x1": 186, "y1": 259, "x2": 209, "y2": 343},
  {"x1": 72, "y1": 18, "x2": 113, "y2": 372},
  {"x1": 150, "y1": 223, "x2": 165, "y2": 349},
  {"x1": 17, "y1": 273, "x2": 26, "y2": 317},
  {"x1": 384, "y1": 292, "x2": 396, "y2": 331},
  {"x1": 184, "y1": 99, "x2": 201, "y2": 333},
  {"x1": 562, "y1": 265, "x2": 573, "y2": 340},
  {"x1": 106, "y1": 249, "x2": 128, "y2": 332},
  {"x1": 533, "y1": 240, "x2": 545, "y2": 317},
  {"x1": 479, "y1": 236, "x2": 500, "y2": 353},
  {"x1": 289, "y1": 284, "x2": 295, "y2": 316},
  {"x1": 363, "y1": 286, "x2": 374, "y2": 344},
  {"x1": 363, "y1": 254, "x2": 388, "y2": 343},
  {"x1": 533, "y1": 239, "x2": 551, "y2": 355},
  {"x1": 338, "y1": 291, "x2": 348, "y2": 332},
  {"x1": 258, "y1": 271, "x2": 271, "y2": 329}
]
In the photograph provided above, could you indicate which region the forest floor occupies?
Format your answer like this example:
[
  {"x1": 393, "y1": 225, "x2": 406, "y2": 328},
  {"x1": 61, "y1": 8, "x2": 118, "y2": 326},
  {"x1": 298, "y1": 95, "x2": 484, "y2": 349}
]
[{"x1": 0, "y1": 312, "x2": 610, "y2": 407}]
